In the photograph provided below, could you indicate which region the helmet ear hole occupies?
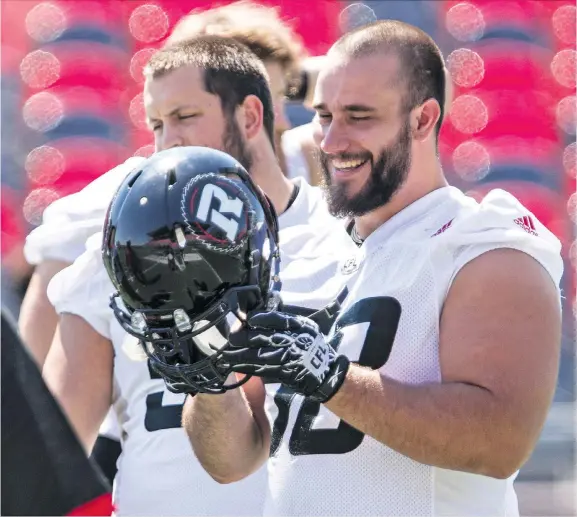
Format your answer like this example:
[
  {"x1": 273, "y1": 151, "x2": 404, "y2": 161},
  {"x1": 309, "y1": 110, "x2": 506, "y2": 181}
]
[
  {"x1": 168, "y1": 168, "x2": 177, "y2": 187},
  {"x1": 127, "y1": 169, "x2": 143, "y2": 188}
]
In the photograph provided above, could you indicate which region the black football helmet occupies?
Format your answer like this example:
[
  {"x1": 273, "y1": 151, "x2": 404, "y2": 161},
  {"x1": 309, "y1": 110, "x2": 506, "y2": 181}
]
[{"x1": 102, "y1": 146, "x2": 281, "y2": 394}]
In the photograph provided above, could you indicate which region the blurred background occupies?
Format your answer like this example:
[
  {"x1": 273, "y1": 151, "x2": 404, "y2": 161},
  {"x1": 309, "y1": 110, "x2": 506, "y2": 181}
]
[{"x1": 1, "y1": 0, "x2": 575, "y2": 514}]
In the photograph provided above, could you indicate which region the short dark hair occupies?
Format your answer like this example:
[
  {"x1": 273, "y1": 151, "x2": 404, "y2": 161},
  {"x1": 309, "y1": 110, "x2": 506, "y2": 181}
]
[
  {"x1": 331, "y1": 20, "x2": 446, "y2": 138},
  {"x1": 144, "y1": 35, "x2": 275, "y2": 146}
]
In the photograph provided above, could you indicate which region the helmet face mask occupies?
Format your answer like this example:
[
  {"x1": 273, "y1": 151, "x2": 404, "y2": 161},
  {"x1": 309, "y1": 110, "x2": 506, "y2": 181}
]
[
  {"x1": 103, "y1": 147, "x2": 281, "y2": 394},
  {"x1": 109, "y1": 283, "x2": 263, "y2": 394}
]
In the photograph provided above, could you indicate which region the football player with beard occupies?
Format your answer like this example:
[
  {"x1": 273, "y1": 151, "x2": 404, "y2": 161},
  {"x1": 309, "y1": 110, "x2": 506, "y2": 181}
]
[
  {"x1": 20, "y1": 0, "x2": 319, "y2": 493},
  {"x1": 19, "y1": 1, "x2": 307, "y2": 370},
  {"x1": 183, "y1": 21, "x2": 564, "y2": 517},
  {"x1": 42, "y1": 37, "x2": 354, "y2": 516}
]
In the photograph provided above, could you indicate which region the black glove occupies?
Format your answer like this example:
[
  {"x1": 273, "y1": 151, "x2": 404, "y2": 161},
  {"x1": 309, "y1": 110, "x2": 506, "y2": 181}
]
[
  {"x1": 220, "y1": 311, "x2": 350, "y2": 403},
  {"x1": 147, "y1": 357, "x2": 198, "y2": 397}
]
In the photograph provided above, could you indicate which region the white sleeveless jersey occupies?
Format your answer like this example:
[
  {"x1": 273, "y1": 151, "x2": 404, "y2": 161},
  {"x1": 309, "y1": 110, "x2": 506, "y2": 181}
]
[
  {"x1": 263, "y1": 187, "x2": 563, "y2": 517},
  {"x1": 48, "y1": 178, "x2": 356, "y2": 516},
  {"x1": 24, "y1": 157, "x2": 145, "y2": 266},
  {"x1": 25, "y1": 158, "x2": 324, "y2": 450},
  {"x1": 24, "y1": 158, "x2": 144, "y2": 444}
]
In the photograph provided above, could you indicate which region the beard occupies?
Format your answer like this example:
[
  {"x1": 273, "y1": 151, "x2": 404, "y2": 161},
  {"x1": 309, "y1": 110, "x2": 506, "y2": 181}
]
[
  {"x1": 319, "y1": 120, "x2": 412, "y2": 218},
  {"x1": 223, "y1": 116, "x2": 253, "y2": 172}
]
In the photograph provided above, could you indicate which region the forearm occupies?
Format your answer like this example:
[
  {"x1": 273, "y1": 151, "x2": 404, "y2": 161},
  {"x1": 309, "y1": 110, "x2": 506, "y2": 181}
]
[
  {"x1": 43, "y1": 363, "x2": 110, "y2": 453},
  {"x1": 183, "y1": 385, "x2": 268, "y2": 483},
  {"x1": 325, "y1": 365, "x2": 527, "y2": 478}
]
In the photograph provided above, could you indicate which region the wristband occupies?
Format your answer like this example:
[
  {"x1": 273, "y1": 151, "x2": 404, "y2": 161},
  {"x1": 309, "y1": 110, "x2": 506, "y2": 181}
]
[{"x1": 309, "y1": 354, "x2": 350, "y2": 403}]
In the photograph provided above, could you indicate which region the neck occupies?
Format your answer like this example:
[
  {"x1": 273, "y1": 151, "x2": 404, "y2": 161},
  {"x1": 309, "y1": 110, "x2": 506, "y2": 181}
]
[
  {"x1": 354, "y1": 159, "x2": 447, "y2": 240},
  {"x1": 249, "y1": 140, "x2": 295, "y2": 215}
]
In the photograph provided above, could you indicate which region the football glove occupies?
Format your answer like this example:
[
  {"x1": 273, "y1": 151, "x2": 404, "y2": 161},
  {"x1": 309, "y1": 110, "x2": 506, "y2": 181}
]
[{"x1": 220, "y1": 311, "x2": 349, "y2": 403}]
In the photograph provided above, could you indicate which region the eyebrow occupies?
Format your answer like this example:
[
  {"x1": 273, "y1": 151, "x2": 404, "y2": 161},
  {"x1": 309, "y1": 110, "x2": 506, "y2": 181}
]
[
  {"x1": 146, "y1": 105, "x2": 200, "y2": 123},
  {"x1": 168, "y1": 105, "x2": 199, "y2": 116},
  {"x1": 312, "y1": 103, "x2": 376, "y2": 113}
]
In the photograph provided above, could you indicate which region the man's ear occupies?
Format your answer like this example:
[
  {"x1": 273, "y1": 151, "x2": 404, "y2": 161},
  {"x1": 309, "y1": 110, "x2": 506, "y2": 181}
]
[
  {"x1": 411, "y1": 98, "x2": 441, "y2": 142},
  {"x1": 239, "y1": 95, "x2": 264, "y2": 141}
]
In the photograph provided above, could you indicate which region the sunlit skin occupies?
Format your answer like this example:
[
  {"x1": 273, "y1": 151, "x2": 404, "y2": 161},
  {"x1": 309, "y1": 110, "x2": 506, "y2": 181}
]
[
  {"x1": 311, "y1": 51, "x2": 446, "y2": 237},
  {"x1": 180, "y1": 29, "x2": 563, "y2": 491},
  {"x1": 144, "y1": 61, "x2": 289, "y2": 151},
  {"x1": 143, "y1": 62, "x2": 294, "y2": 215},
  {"x1": 313, "y1": 54, "x2": 406, "y2": 193},
  {"x1": 145, "y1": 65, "x2": 231, "y2": 153}
]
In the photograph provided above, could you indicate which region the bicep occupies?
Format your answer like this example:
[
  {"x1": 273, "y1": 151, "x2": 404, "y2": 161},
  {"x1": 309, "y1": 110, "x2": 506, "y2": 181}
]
[
  {"x1": 18, "y1": 260, "x2": 70, "y2": 366},
  {"x1": 440, "y1": 248, "x2": 561, "y2": 442},
  {"x1": 43, "y1": 313, "x2": 114, "y2": 452}
]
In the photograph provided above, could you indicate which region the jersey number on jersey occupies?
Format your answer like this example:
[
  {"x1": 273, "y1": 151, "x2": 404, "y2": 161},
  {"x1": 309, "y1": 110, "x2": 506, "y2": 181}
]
[
  {"x1": 270, "y1": 296, "x2": 401, "y2": 456},
  {"x1": 144, "y1": 360, "x2": 184, "y2": 432}
]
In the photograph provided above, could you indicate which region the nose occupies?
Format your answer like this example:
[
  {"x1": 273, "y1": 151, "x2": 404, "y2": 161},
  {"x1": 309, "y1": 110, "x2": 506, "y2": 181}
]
[
  {"x1": 319, "y1": 121, "x2": 348, "y2": 156},
  {"x1": 158, "y1": 123, "x2": 184, "y2": 151}
]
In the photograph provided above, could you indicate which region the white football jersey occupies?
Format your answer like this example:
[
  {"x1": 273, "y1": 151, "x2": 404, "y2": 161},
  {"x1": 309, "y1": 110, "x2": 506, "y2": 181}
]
[
  {"x1": 48, "y1": 178, "x2": 356, "y2": 516},
  {"x1": 24, "y1": 158, "x2": 145, "y2": 444},
  {"x1": 263, "y1": 187, "x2": 563, "y2": 517},
  {"x1": 23, "y1": 157, "x2": 145, "y2": 266}
]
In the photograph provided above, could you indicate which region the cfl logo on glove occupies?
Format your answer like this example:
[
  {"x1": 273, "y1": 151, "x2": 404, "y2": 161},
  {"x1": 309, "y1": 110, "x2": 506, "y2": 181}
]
[
  {"x1": 303, "y1": 334, "x2": 332, "y2": 381},
  {"x1": 181, "y1": 173, "x2": 254, "y2": 253}
]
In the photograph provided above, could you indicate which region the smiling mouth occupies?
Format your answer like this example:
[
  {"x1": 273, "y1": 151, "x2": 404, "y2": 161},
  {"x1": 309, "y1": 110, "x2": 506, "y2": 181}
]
[{"x1": 331, "y1": 157, "x2": 370, "y2": 175}]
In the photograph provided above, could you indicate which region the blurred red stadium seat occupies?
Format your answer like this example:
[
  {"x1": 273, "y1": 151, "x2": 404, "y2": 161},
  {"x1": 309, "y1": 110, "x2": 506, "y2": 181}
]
[
  {"x1": 24, "y1": 137, "x2": 131, "y2": 195},
  {"x1": 1, "y1": 188, "x2": 26, "y2": 256}
]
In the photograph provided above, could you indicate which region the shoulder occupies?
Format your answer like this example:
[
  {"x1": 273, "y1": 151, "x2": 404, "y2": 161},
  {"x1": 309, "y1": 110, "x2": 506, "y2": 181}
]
[
  {"x1": 43, "y1": 157, "x2": 144, "y2": 223},
  {"x1": 24, "y1": 157, "x2": 146, "y2": 265},
  {"x1": 431, "y1": 188, "x2": 563, "y2": 289},
  {"x1": 280, "y1": 177, "x2": 334, "y2": 230},
  {"x1": 47, "y1": 233, "x2": 115, "y2": 338},
  {"x1": 280, "y1": 181, "x2": 352, "y2": 259},
  {"x1": 293, "y1": 177, "x2": 338, "y2": 225}
]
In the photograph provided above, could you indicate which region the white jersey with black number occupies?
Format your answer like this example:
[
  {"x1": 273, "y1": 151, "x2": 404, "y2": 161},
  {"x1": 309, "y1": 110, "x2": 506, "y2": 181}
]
[
  {"x1": 263, "y1": 187, "x2": 563, "y2": 517},
  {"x1": 47, "y1": 179, "x2": 355, "y2": 516}
]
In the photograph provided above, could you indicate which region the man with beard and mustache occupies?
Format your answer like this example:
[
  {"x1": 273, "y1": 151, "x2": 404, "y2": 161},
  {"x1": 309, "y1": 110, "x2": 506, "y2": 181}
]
[
  {"x1": 19, "y1": 2, "x2": 313, "y2": 486},
  {"x1": 317, "y1": 116, "x2": 412, "y2": 223},
  {"x1": 20, "y1": 0, "x2": 306, "y2": 371},
  {"x1": 184, "y1": 21, "x2": 563, "y2": 517},
  {"x1": 41, "y1": 36, "x2": 354, "y2": 516}
]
